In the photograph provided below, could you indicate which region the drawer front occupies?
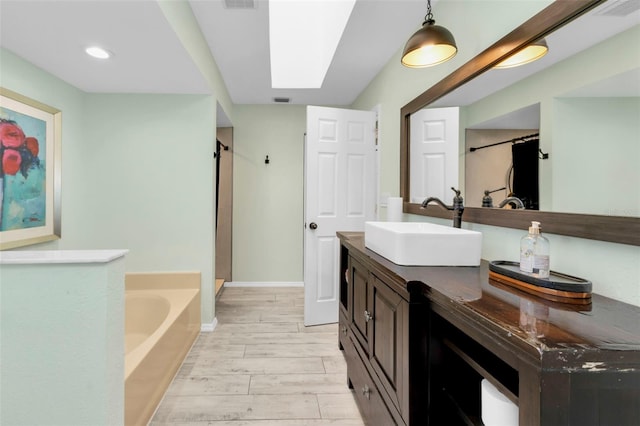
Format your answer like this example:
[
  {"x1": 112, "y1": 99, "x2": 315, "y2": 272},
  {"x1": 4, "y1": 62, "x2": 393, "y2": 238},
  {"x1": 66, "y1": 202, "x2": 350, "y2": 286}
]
[{"x1": 344, "y1": 334, "x2": 398, "y2": 426}]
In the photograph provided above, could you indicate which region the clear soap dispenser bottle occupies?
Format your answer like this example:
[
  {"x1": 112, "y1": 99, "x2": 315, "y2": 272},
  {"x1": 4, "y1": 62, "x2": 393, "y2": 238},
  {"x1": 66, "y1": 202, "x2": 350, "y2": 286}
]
[{"x1": 520, "y1": 221, "x2": 550, "y2": 278}]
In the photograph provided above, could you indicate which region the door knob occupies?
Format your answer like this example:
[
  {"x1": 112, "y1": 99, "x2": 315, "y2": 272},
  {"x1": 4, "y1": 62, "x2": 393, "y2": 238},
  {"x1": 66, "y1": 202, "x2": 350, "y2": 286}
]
[{"x1": 309, "y1": 222, "x2": 318, "y2": 230}]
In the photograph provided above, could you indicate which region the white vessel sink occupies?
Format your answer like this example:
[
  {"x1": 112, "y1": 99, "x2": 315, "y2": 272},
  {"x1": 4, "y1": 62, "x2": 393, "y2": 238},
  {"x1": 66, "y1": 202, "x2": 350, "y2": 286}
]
[{"x1": 364, "y1": 221, "x2": 482, "y2": 266}]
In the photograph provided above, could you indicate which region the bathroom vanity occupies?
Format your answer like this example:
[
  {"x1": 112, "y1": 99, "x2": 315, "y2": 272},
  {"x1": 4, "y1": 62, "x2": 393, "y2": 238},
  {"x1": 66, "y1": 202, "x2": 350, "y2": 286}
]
[{"x1": 338, "y1": 232, "x2": 640, "y2": 425}]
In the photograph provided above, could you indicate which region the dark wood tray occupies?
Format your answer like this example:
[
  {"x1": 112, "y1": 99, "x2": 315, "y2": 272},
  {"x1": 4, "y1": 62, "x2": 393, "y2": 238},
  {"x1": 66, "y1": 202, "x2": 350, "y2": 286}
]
[
  {"x1": 488, "y1": 277, "x2": 593, "y2": 309},
  {"x1": 488, "y1": 260, "x2": 592, "y2": 300}
]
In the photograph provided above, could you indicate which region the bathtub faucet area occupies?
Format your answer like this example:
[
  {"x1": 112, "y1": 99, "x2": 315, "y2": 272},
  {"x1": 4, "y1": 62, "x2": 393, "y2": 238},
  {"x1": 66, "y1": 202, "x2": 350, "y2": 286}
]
[{"x1": 421, "y1": 187, "x2": 465, "y2": 228}]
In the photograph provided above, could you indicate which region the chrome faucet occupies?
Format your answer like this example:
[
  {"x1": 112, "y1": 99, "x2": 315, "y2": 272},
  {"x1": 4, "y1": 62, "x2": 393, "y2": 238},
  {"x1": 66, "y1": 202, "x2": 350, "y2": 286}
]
[
  {"x1": 421, "y1": 187, "x2": 464, "y2": 228},
  {"x1": 498, "y1": 196, "x2": 525, "y2": 209}
]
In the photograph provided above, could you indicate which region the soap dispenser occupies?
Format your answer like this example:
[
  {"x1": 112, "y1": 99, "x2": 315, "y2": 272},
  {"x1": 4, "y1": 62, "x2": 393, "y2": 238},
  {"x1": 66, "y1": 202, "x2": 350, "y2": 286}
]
[{"x1": 520, "y1": 221, "x2": 550, "y2": 278}]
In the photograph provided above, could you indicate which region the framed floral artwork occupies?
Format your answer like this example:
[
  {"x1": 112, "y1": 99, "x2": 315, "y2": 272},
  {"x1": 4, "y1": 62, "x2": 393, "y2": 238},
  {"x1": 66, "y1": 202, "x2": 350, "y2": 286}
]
[{"x1": 0, "y1": 88, "x2": 61, "y2": 250}]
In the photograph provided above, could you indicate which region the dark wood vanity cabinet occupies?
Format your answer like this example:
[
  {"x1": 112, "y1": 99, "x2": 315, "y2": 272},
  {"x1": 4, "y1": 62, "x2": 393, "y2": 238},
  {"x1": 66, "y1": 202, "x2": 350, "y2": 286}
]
[
  {"x1": 338, "y1": 232, "x2": 640, "y2": 426},
  {"x1": 340, "y1": 241, "x2": 428, "y2": 426},
  {"x1": 348, "y1": 256, "x2": 371, "y2": 355},
  {"x1": 369, "y1": 274, "x2": 406, "y2": 414}
]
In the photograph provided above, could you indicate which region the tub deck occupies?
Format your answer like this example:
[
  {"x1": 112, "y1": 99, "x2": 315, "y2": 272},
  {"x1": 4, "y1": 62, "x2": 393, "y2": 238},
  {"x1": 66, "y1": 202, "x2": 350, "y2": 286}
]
[
  {"x1": 125, "y1": 288, "x2": 199, "y2": 380},
  {"x1": 124, "y1": 272, "x2": 201, "y2": 426}
]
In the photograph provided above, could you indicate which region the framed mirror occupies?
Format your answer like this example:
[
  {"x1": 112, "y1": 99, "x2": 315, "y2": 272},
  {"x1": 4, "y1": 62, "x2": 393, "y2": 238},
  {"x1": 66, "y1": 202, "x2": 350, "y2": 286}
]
[{"x1": 400, "y1": 0, "x2": 640, "y2": 246}]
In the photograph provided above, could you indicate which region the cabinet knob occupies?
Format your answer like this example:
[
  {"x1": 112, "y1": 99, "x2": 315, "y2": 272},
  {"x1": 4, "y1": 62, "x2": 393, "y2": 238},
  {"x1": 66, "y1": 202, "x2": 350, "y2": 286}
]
[
  {"x1": 364, "y1": 310, "x2": 373, "y2": 322},
  {"x1": 362, "y1": 384, "x2": 371, "y2": 399},
  {"x1": 341, "y1": 325, "x2": 348, "y2": 335}
]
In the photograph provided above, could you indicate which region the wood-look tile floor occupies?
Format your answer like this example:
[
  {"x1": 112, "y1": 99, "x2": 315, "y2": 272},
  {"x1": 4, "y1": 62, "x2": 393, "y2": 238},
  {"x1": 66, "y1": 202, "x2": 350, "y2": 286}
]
[{"x1": 151, "y1": 286, "x2": 365, "y2": 426}]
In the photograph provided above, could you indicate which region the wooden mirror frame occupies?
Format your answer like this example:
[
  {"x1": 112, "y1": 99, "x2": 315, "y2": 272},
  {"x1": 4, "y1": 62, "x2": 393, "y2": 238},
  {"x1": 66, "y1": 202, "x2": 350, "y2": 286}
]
[{"x1": 400, "y1": 0, "x2": 640, "y2": 246}]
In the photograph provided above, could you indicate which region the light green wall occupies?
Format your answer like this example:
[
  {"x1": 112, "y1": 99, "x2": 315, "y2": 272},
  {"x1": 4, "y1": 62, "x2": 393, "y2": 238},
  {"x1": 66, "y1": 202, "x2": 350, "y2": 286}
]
[
  {"x1": 81, "y1": 93, "x2": 216, "y2": 321},
  {"x1": 0, "y1": 48, "x2": 218, "y2": 322},
  {"x1": 553, "y1": 98, "x2": 639, "y2": 216},
  {"x1": 1, "y1": 257, "x2": 126, "y2": 425},
  {"x1": 232, "y1": 104, "x2": 306, "y2": 282}
]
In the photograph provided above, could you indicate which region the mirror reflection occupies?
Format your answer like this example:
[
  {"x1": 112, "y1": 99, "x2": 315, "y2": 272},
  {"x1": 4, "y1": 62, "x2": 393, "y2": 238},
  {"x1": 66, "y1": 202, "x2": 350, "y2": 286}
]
[
  {"x1": 466, "y1": 122, "x2": 541, "y2": 210},
  {"x1": 409, "y1": 2, "x2": 639, "y2": 216}
]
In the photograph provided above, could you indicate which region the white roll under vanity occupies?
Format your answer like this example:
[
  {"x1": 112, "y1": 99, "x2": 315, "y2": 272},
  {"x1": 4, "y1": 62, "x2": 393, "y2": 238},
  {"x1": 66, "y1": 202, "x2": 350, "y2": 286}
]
[{"x1": 338, "y1": 232, "x2": 640, "y2": 425}]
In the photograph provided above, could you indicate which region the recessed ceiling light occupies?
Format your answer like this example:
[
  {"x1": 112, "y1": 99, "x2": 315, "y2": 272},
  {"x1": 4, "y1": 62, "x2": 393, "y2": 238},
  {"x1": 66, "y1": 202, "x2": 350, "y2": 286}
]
[
  {"x1": 269, "y1": 0, "x2": 356, "y2": 89},
  {"x1": 85, "y1": 46, "x2": 112, "y2": 59}
]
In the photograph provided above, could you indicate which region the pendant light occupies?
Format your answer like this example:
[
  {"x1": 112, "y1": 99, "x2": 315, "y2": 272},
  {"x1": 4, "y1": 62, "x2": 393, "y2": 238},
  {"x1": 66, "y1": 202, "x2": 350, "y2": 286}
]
[
  {"x1": 401, "y1": 0, "x2": 457, "y2": 68},
  {"x1": 493, "y1": 38, "x2": 549, "y2": 69}
]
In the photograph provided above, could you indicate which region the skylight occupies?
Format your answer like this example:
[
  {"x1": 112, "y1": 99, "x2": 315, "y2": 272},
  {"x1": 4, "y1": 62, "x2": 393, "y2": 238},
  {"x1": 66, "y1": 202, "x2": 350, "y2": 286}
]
[{"x1": 268, "y1": 0, "x2": 357, "y2": 89}]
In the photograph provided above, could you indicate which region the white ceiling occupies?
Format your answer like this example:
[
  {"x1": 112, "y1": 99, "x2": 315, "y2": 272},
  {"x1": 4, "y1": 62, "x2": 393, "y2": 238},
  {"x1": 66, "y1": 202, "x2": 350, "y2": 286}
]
[
  {"x1": 0, "y1": 0, "x2": 427, "y2": 106},
  {"x1": 1, "y1": 0, "x2": 638, "y2": 128},
  {"x1": 0, "y1": 0, "x2": 211, "y2": 95}
]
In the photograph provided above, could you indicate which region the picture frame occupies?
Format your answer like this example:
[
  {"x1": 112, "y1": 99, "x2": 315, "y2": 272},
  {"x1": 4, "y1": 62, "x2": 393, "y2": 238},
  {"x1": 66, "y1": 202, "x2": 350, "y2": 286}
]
[{"x1": 0, "y1": 88, "x2": 61, "y2": 250}]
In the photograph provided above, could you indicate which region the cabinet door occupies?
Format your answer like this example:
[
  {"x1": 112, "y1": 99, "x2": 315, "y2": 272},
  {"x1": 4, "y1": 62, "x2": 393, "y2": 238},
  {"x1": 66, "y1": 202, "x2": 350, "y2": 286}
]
[
  {"x1": 349, "y1": 256, "x2": 372, "y2": 354},
  {"x1": 370, "y1": 274, "x2": 406, "y2": 412}
]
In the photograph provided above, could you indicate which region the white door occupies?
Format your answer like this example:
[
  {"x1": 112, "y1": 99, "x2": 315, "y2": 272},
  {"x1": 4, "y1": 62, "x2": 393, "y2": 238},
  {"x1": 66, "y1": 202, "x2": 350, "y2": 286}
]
[
  {"x1": 410, "y1": 107, "x2": 459, "y2": 203},
  {"x1": 304, "y1": 105, "x2": 376, "y2": 326}
]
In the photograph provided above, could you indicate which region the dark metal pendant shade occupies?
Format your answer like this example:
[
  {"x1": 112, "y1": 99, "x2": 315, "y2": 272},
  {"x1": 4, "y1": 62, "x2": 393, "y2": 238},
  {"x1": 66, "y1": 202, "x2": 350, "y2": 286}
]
[{"x1": 401, "y1": 19, "x2": 457, "y2": 68}]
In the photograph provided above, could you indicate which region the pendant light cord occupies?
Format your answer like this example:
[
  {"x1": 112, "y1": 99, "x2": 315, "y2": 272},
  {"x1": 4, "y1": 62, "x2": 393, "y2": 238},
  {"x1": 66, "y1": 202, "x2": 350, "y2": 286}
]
[{"x1": 423, "y1": 0, "x2": 435, "y2": 25}]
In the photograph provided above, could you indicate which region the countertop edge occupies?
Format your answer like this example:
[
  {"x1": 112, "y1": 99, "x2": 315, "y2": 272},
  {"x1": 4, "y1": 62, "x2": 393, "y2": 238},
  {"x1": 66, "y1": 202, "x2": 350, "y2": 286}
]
[{"x1": 0, "y1": 249, "x2": 129, "y2": 264}]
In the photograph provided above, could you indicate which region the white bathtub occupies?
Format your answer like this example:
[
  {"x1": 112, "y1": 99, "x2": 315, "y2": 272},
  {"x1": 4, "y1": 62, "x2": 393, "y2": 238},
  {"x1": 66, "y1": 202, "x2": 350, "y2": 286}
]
[{"x1": 124, "y1": 273, "x2": 201, "y2": 426}]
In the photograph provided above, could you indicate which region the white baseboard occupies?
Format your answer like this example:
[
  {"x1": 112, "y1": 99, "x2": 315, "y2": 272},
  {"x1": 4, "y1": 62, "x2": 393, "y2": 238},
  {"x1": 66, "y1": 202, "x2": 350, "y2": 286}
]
[
  {"x1": 200, "y1": 318, "x2": 218, "y2": 332},
  {"x1": 225, "y1": 281, "x2": 304, "y2": 288}
]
